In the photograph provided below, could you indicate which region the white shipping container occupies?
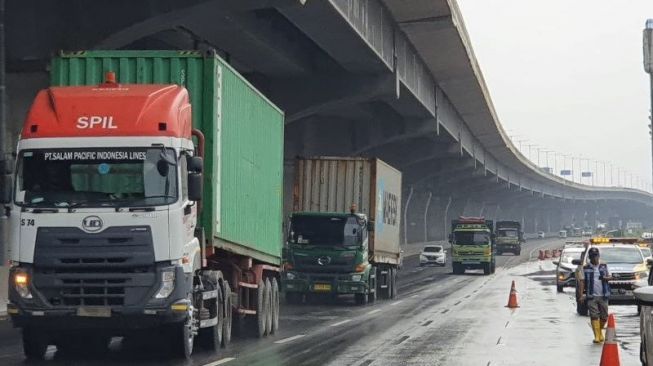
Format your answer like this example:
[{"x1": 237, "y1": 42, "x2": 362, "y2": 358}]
[{"x1": 293, "y1": 157, "x2": 402, "y2": 264}]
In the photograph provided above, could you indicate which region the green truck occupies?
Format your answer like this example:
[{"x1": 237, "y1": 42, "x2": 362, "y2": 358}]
[
  {"x1": 449, "y1": 217, "x2": 496, "y2": 275},
  {"x1": 6, "y1": 50, "x2": 284, "y2": 359},
  {"x1": 283, "y1": 157, "x2": 402, "y2": 305},
  {"x1": 495, "y1": 221, "x2": 524, "y2": 255}
]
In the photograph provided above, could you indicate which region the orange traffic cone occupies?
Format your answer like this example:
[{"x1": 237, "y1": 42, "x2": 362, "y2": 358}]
[
  {"x1": 599, "y1": 314, "x2": 621, "y2": 366},
  {"x1": 506, "y1": 280, "x2": 520, "y2": 308}
]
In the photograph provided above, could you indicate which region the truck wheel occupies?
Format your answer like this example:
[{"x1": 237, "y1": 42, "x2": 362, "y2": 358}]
[
  {"x1": 270, "y1": 278, "x2": 280, "y2": 334},
  {"x1": 255, "y1": 280, "x2": 269, "y2": 338},
  {"x1": 515, "y1": 249, "x2": 521, "y2": 256},
  {"x1": 483, "y1": 263, "x2": 490, "y2": 275},
  {"x1": 368, "y1": 268, "x2": 377, "y2": 303},
  {"x1": 264, "y1": 278, "x2": 273, "y2": 335},
  {"x1": 556, "y1": 284, "x2": 564, "y2": 293},
  {"x1": 22, "y1": 328, "x2": 48, "y2": 361},
  {"x1": 199, "y1": 285, "x2": 223, "y2": 352},
  {"x1": 452, "y1": 263, "x2": 462, "y2": 275},
  {"x1": 490, "y1": 261, "x2": 496, "y2": 274},
  {"x1": 222, "y1": 281, "x2": 232, "y2": 346}
]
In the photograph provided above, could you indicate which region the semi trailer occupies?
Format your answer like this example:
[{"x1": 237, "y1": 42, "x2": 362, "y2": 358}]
[
  {"x1": 283, "y1": 157, "x2": 402, "y2": 305},
  {"x1": 5, "y1": 50, "x2": 284, "y2": 360}
]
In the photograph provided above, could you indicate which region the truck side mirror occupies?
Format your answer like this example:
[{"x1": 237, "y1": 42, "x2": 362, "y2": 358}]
[
  {"x1": 188, "y1": 156, "x2": 203, "y2": 173},
  {"x1": 188, "y1": 173, "x2": 203, "y2": 201}
]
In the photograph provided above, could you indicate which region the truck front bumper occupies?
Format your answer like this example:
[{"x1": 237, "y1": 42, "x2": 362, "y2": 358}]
[
  {"x1": 283, "y1": 271, "x2": 368, "y2": 294},
  {"x1": 8, "y1": 265, "x2": 192, "y2": 331}
]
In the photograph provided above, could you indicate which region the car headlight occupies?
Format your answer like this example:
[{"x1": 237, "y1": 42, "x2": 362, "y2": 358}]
[
  {"x1": 351, "y1": 274, "x2": 362, "y2": 282},
  {"x1": 154, "y1": 269, "x2": 176, "y2": 299},
  {"x1": 636, "y1": 271, "x2": 649, "y2": 280},
  {"x1": 14, "y1": 271, "x2": 32, "y2": 299},
  {"x1": 420, "y1": 255, "x2": 427, "y2": 260},
  {"x1": 286, "y1": 272, "x2": 296, "y2": 280}
]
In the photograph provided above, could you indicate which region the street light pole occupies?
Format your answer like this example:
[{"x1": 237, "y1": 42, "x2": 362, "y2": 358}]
[{"x1": 643, "y1": 19, "x2": 653, "y2": 186}]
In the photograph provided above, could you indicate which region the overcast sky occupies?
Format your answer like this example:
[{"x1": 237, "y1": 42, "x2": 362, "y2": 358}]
[{"x1": 457, "y1": 0, "x2": 653, "y2": 190}]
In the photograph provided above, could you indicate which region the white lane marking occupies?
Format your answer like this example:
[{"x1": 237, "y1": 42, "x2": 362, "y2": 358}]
[
  {"x1": 274, "y1": 334, "x2": 306, "y2": 344},
  {"x1": 330, "y1": 319, "x2": 352, "y2": 327},
  {"x1": 390, "y1": 300, "x2": 404, "y2": 306},
  {"x1": 410, "y1": 294, "x2": 420, "y2": 298},
  {"x1": 367, "y1": 309, "x2": 382, "y2": 315},
  {"x1": 204, "y1": 358, "x2": 236, "y2": 366}
]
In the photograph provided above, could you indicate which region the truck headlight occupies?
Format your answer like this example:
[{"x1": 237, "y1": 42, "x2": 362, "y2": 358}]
[
  {"x1": 636, "y1": 271, "x2": 649, "y2": 280},
  {"x1": 154, "y1": 269, "x2": 176, "y2": 299},
  {"x1": 286, "y1": 272, "x2": 296, "y2": 280},
  {"x1": 14, "y1": 272, "x2": 32, "y2": 299},
  {"x1": 351, "y1": 274, "x2": 362, "y2": 282}
]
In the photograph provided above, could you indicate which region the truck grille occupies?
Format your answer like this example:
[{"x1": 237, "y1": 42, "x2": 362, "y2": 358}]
[
  {"x1": 32, "y1": 226, "x2": 156, "y2": 308},
  {"x1": 294, "y1": 255, "x2": 355, "y2": 273}
]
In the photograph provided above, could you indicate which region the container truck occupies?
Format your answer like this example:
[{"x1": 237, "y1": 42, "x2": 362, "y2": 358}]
[
  {"x1": 282, "y1": 157, "x2": 402, "y2": 305},
  {"x1": 494, "y1": 221, "x2": 523, "y2": 256},
  {"x1": 449, "y1": 217, "x2": 496, "y2": 275},
  {"x1": 4, "y1": 50, "x2": 284, "y2": 360}
]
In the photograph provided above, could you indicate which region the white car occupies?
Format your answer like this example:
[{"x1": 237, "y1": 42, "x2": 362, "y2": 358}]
[
  {"x1": 419, "y1": 245, "x2": 447, "y2": 266},
  {"x1": 537, "y1": 231, "x2": 545, "y2": 238}
]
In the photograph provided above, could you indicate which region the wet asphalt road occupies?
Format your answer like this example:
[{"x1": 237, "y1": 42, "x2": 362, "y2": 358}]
[{"x1": 0, "y1": 238, "x2": 601, "y2": 366}]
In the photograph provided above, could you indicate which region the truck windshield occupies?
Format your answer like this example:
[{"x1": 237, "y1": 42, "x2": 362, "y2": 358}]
[
  {"x1": 497, "y1": 229, "x2": 518, "y2": 238},
  {"x1": 14, "y1": 147, "x2": 178, "y2": 208},
  {"x1": 453, "y1": 231, "x2": 490, "y2": 245},
  {"x1": 289, "y1": 215, "x2": 364, "y2": 247}
]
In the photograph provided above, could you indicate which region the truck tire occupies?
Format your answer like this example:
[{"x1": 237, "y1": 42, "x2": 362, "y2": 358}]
[
  {"x1": 556, "y1": 284, "x2": 564, "y2": 293},
  {"x1": 515, "y1": 249, "x2": 521, "y2": 256},
  {"x1": 22, "y1": 328, "x2": 48, "y2": 361},
  {"x1": 198, "y1": 285, "x2": 223, "y2": 352},
  {"x1": 452, "y1": 262, "x2": 462, "y2": 275},
  {"x1": 170, "y1": 313, "x2": 194, "y2": 359},
  {"x1": 222, "y1": 281, "x2": 232, "y2": 346},
  {"x1": 270, "y1": 278, "x2": 280, "y2": 334},
  {"x1": 255, "y1": 280, "x2": 269, "y2": 338},
  {"x1": 483, "y1": 263, "x2": 491, "y2": 275},
  {"x1": 264, "y1": 278, "x2": 273, "y2": 335},
  {"x1": 368, "y1": 267, "x2": 377, "y2": 303},
  {"x1": 490, "y1": 261, "x2": 496, "y2": 274}
]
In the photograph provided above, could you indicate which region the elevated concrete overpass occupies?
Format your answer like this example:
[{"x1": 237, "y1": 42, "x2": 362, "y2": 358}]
[{"x1": 5, "y1": 0, "x2": 653, "y2": 244}]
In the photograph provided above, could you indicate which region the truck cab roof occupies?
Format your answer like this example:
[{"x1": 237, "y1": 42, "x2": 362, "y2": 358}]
[{"x1": 22, "y1": 78, "x2": 192, "y2": 140}]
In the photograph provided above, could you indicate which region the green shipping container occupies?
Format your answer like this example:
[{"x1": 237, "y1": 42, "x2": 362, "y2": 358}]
[{"x1": 51, "y1": 50, "x2": 285, "y2": 265}]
